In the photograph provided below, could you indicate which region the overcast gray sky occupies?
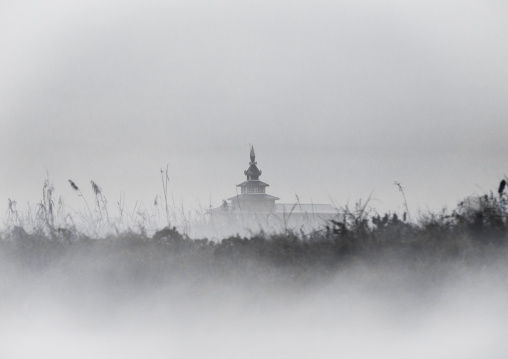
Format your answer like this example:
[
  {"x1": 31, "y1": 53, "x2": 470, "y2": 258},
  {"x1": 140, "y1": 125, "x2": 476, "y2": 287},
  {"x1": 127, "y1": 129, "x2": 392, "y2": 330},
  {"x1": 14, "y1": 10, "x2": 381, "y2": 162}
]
[{"x1": 1, "y1": 0, "x2": 508, "y2": 221}]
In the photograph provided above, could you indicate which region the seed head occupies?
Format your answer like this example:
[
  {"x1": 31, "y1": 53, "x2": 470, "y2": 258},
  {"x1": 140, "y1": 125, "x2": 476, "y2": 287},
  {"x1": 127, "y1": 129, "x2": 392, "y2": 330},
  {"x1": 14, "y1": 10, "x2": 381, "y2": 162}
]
[
  {"x1": 68, "y1": 180, "x2": 79, "y2": 191},
  {"x1": 91, "y1": 180, "x2": 101, "y2": 196},
  {"x1": 498, "y1": 179, "x2": 506, "y2": 196}
]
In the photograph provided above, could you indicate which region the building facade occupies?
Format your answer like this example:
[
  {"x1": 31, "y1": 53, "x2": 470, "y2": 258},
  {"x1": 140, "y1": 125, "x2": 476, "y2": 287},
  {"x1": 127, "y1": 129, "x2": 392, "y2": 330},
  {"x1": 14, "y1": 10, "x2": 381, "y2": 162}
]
[{"x1": 210, "y1": 146, "x2": 339, "y2": 231}]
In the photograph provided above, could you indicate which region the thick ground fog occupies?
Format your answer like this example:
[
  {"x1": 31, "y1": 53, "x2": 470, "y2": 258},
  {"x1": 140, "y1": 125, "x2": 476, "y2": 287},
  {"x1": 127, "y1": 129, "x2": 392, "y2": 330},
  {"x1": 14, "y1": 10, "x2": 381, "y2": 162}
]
[{"x1": 1, "y1": 218, "x2": 508, "y2": 359}]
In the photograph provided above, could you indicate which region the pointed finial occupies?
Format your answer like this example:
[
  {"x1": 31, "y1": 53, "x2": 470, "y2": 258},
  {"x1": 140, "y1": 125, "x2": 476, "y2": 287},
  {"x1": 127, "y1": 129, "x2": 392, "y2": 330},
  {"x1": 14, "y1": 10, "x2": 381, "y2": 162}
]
[{"x1": 250, "y1": 145, "x2": 255, "y2": 162}]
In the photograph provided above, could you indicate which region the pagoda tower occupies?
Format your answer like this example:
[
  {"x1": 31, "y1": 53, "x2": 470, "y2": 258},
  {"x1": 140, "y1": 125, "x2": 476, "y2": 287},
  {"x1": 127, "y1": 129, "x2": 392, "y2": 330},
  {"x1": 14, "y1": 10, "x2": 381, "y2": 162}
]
[{"x1": 228, "y1": 146, "x2": 279, "y2": 211}]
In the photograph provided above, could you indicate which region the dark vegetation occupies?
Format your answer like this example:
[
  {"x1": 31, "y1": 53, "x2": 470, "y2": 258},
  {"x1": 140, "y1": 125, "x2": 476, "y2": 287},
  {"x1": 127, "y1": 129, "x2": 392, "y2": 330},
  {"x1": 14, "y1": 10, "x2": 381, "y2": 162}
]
[{"x1": 2, "y1": 182, "x2": 508, "y2": 292}]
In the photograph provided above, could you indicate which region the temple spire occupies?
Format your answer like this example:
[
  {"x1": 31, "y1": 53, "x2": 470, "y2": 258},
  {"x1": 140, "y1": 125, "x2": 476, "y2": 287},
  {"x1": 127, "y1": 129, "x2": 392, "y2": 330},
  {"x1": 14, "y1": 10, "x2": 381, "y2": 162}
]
[
  {"x1": 244, "y1": 145, "x2": 261, "y2": 180},
  {"x1": 250, "y1": 145, "x2": 256, "y2": 164}
]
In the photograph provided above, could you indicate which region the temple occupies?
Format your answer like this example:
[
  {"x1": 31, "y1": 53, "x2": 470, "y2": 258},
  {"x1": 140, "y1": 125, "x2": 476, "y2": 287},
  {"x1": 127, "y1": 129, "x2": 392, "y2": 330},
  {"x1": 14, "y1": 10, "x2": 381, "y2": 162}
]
[
  {"x1": 227, "y1": 146, "x2": 279, "y2": 212},
  {"x1": 210, "y1": 146, "x2": 338, "y2": 230}
]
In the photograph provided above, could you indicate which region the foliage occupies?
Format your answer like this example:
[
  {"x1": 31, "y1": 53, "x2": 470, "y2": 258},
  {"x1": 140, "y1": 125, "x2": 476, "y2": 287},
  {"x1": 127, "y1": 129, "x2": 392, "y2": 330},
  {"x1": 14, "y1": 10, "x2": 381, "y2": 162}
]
[{"x1": 3, "y1": 181, "x2": 508, "y2": 283}]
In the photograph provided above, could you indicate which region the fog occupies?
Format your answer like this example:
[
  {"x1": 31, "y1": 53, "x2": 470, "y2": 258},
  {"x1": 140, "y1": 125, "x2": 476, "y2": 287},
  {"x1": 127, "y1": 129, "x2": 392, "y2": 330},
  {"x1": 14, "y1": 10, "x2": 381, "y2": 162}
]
[
  {"x1": 2, "y1": 1, "x2": 508, "y2": 356},
  {"x1": 2, "y1": 0, "x2": 508, "y2": 217},
  {"x1": 1, "y1": 233, "x2": 507, "y2": 358}
]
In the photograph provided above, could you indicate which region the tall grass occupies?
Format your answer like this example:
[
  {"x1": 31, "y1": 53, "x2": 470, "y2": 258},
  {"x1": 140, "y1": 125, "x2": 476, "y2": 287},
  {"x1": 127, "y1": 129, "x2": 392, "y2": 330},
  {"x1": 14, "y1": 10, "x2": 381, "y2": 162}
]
[{"x1": 3, "y1": 179, "x2": 508, "y2": 269}]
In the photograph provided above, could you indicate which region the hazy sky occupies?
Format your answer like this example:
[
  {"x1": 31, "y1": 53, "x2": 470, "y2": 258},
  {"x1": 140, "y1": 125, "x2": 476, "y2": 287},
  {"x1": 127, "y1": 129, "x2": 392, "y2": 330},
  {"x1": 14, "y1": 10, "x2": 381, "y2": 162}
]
[{"x1": 1, "y1": 0, "x2": 508, "y2": 221}]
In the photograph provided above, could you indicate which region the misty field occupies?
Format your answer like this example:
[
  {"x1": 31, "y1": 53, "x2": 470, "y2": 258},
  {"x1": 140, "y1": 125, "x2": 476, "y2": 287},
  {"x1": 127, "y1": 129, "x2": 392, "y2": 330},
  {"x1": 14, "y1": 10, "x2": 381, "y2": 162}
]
[{"x1": 2, "y1": 189, "x2": 508, "y2": 358}]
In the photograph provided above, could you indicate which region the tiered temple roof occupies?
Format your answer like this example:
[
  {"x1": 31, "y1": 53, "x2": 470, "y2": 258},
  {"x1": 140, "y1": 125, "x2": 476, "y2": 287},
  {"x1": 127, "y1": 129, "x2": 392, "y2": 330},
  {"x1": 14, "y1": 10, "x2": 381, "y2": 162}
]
[{"x1": 228, "y1": 146, "x2": 279, "y2": 207}]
